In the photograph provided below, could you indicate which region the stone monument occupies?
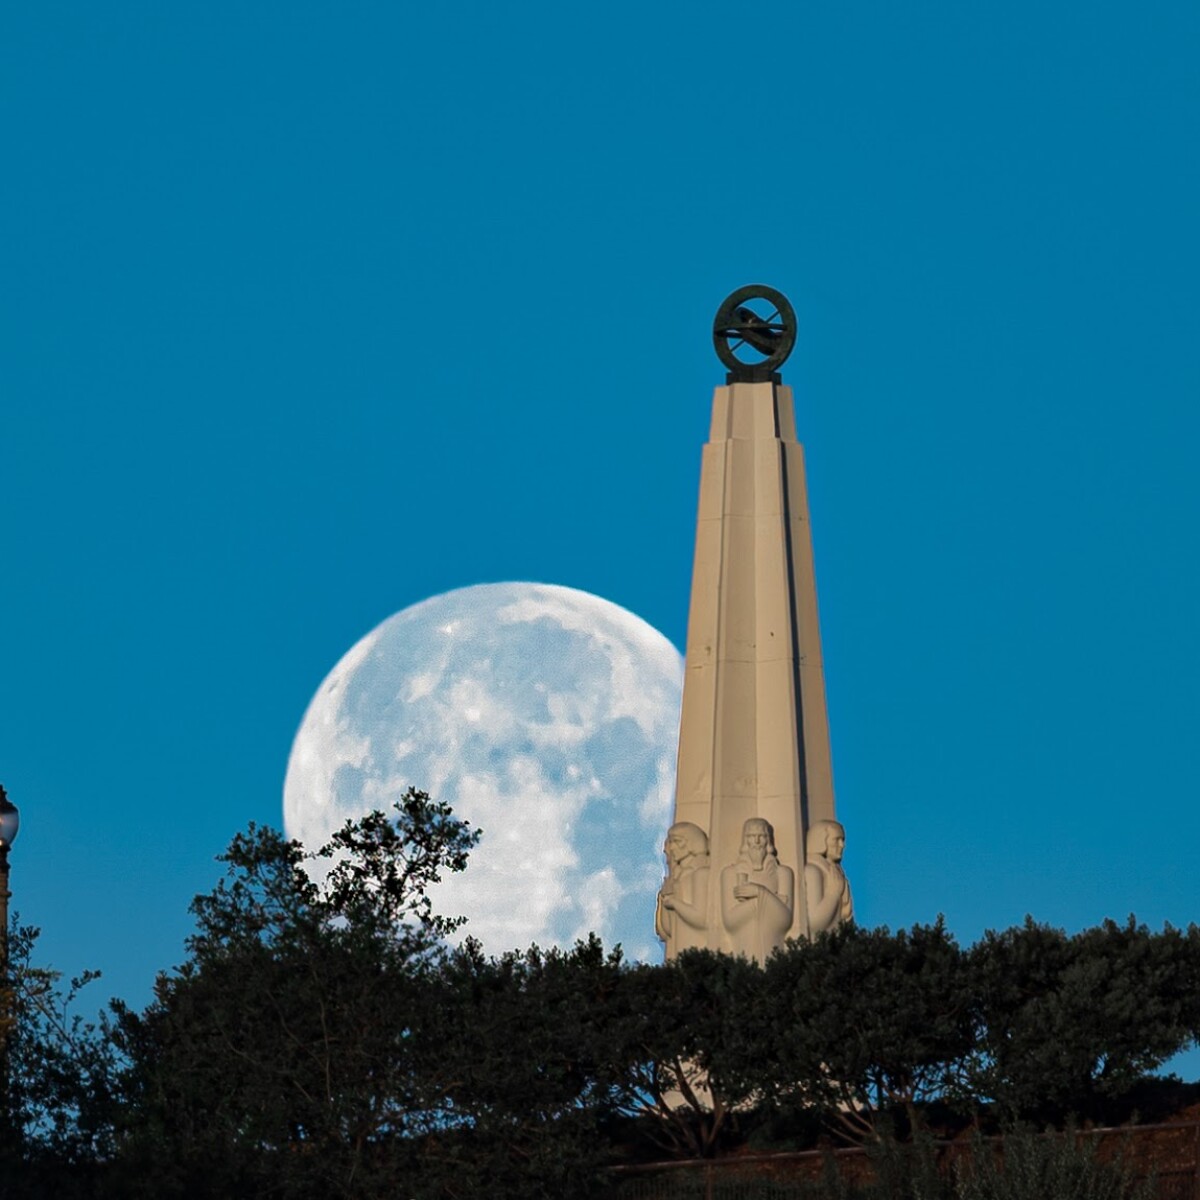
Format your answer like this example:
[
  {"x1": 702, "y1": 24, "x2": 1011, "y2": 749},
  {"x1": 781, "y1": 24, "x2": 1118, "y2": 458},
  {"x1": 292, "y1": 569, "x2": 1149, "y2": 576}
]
[{"x1": 658, "y1": 286, "x2": 853, "y2": 964}]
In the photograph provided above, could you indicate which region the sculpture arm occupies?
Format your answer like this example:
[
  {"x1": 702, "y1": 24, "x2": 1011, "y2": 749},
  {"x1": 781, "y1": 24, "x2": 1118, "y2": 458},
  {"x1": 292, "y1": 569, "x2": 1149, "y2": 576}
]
[
  {"x1": 669, "y1": 867, "x2": 709, "y2": 933},
  {"x1": 720, "y1": 866, "x2": 757, "y2": 934},
  {"x1": 759, "y1": 865, "x2": 794, "y2": 937},
  {"x1": 805, "y1": 861, "x2": 845, "y2": 935},
  {"x1": 722, "y1": 865, "x2": 793, "y2": 935},
  {"x1": 655, "y1": 887, "x2": 671, "y2": 943}
]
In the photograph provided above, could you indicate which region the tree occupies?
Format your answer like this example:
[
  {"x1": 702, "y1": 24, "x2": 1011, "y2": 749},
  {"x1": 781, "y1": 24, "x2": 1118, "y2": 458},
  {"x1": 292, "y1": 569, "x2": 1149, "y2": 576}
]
[
  {"x1": 414, "y1": 934, "x2": 627, "y2": 1198},
  {"x1": 115, "y1": 789, "x2": 479, "y2": 1199},
  {"x1": 967, "y1": 918, "x2": 1194, "y2": 1122},
  {"x1": 604, "y1": 949, "x2": 767, "y2": 1159},
  {"x1": 0, "y1": 920, "x2": 118, "y2": 1198},
  {"x1": 760, "y1": 921, "x2": 977, "y2": 1139}
]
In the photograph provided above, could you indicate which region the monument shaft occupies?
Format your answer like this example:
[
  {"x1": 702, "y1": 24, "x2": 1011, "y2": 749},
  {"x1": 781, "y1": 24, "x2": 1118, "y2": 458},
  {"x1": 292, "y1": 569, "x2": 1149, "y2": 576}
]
[{"x1": 669, "y1": 379, "x2": 837, "y2": 953}]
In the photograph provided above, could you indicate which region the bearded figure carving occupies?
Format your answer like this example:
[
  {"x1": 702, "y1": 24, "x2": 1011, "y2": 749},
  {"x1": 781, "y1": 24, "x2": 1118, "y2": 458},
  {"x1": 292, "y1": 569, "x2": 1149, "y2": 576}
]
[{"x1": 720, "y1": 817, "x2": 794, "y2": 964}]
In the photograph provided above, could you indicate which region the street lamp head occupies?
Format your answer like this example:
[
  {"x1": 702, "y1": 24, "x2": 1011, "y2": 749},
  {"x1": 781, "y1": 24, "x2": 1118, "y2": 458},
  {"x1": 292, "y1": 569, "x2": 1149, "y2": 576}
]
[{"x1": 0, "y1": 786, "x2": 19, "y2": 849}]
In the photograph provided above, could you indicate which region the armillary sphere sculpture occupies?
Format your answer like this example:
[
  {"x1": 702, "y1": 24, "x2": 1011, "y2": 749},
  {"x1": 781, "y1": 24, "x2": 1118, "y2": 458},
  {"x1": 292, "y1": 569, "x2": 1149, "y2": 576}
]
[{"x1": 712, "y1": 285, "x2": 797, "y2": 382}]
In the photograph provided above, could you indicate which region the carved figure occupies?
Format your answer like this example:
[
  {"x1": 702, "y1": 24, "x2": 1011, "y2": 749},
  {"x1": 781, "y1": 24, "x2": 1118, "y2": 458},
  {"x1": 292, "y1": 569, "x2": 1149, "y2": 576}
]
[
  {"x1": 655, "y1": 822, "x2": 711, "y2": 958},
  {"x1": 805, "y1": 819, "x2": 853, "y2": 935},
  {"x1": 720, "y1": 818, "x2": 794, "y2": 964}
]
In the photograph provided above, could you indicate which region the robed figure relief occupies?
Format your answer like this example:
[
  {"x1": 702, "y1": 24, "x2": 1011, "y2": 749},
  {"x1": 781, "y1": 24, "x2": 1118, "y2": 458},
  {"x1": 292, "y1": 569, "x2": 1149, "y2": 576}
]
[
  {"x1": 655, "y1": 822, "x2": 711, "y2": 959},
  {"x1": 805, "y1": 819, "x2": 853, "y2": 935},
  {"x1": 720, "y1": 817, "x2": 795, "y2": 964}
]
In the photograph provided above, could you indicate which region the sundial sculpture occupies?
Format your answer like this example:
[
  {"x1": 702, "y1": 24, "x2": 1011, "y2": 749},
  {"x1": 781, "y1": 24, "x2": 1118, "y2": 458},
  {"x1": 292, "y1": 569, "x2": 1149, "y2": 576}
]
[{"x1": 656, "y1": 286, "x2": 853, "y2": 965}]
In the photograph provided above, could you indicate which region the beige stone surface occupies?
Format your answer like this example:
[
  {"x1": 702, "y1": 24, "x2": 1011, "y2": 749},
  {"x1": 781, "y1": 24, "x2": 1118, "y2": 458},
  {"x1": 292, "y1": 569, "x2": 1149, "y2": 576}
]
[
  {"x1": 720, "y1": 817, "x2": 795, "y2": 964},
  {"x1": 663, "y1": 380, "x2": 847, "y2": 958},
  {"x1": 656, "y1": 822, "x2": 712, "y2": 957},
  {"x1": 805, "y1": 819, "x2": 853, "y2": 935}
]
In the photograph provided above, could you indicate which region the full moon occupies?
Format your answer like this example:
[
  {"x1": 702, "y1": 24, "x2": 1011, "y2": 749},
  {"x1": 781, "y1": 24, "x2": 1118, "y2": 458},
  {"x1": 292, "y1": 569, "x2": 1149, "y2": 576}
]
[{"x1": 283, "y1": 583, "x2": 683, "y2": 961}]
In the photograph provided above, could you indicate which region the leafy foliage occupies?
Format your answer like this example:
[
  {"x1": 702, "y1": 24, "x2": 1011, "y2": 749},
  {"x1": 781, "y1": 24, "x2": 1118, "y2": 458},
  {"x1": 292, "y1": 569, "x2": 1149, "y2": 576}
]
[
  {"x1": 609, "y1": 1128, "x2": 1155, "y2": 1199},
  {"x1": 952, "y1": 1126, "x2": 1154, "y2": 1200},
  {"x1": 113, "y1": 788, "x2": 479, "y2": 1198},
  {"x1": 761, "y1": 921, "x2": 976, "y2": 1137},
  {"x1": 967, "y1": 917, "x2": 1196, "y2": 1121},
  {"x1": 2, "y1": 787, "x2": 1199, "y2": 1198},
  {"x1": 607, "y1": 949, "x2": 766, "y2": 1158},
  {"x1": 0, "y1": 921, "x2": 118, "y2": 1196},
  {"x1": 414, "y1": 934, "x2": 627, "y2": 1197}
]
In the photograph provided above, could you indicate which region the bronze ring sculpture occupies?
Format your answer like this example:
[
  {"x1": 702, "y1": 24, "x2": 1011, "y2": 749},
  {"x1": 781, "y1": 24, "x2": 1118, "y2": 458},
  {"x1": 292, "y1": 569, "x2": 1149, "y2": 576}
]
[{"x1": 712, "y1": 285, "x2": 796, "y2": 382}]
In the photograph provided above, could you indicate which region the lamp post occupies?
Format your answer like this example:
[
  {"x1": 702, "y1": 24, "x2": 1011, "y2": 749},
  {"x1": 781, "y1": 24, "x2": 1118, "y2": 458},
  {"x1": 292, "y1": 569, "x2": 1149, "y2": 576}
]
[
  {"x1": 0, "y1": 786, "x2": 18, "y2": 964},
  {"x1": 0, "y1": 785, "x2": 17, "y2": 1157}
]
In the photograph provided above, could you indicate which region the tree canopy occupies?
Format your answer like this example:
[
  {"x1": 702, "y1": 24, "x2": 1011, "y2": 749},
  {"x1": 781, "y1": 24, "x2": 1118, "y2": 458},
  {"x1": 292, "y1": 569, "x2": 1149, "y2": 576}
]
[{"x1": 2, "y1": 796, "x2": 1199, "y2": 1197}]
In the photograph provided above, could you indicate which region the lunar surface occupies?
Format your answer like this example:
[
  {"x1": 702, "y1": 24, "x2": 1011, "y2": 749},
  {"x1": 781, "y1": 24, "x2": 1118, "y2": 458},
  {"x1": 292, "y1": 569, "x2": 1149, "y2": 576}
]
[{"x1": 283, "y1": 583, "x2": 683, "y2": 961}]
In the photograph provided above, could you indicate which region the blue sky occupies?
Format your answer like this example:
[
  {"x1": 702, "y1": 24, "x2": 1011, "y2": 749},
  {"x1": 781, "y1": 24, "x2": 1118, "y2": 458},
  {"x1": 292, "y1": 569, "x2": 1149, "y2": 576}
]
[{"x1": 3, "y1": 2, "x2": 1199, "y2": 1028}]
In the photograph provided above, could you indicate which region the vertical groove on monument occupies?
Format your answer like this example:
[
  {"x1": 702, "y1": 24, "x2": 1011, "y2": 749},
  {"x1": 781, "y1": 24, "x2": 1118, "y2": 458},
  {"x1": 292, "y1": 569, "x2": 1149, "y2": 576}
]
[{"x1": 658, "y1": 289, "x2": 852, "y2": 963}]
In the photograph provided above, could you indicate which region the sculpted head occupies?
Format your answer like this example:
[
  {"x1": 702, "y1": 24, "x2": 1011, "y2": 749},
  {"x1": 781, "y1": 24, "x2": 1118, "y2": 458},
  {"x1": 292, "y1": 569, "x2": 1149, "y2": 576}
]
[
  {"x1": 739, "y1": 817, "x2": 778, "y2": 870},
  {"x1": 807, "y1": 820, "x2": 846, "y2": 863},
  {"x1": 664, "y1": 821, "x2": 709, "y2": 870}
]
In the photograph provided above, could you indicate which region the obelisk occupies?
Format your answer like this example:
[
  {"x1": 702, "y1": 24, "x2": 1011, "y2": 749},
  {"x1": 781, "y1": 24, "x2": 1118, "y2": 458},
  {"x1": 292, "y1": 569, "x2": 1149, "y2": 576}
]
[{"x1": 656, "y1": 286, "x2": 852, "y2": 963}]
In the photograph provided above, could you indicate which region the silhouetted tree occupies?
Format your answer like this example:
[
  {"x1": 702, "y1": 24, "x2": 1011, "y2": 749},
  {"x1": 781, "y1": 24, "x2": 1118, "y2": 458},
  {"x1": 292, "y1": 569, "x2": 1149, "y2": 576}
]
[
  {"x1": 8, "y1": 797, "x2": 1200, "y2": 1197},
  {"x1": 114, "y1": 789, "x2": 478, "y2": 1199},
  {"x1": 604, "y1": 948, "x2": 765, "y2": 1158},
  {"x1": 760, "y1": 920, "x2": 977, "y2": 1138},
  {"x1": 967, "y1": 917, "x2": 1194, "y2": 1122},
  {"x1": 0, "y1": 921, "x2": 117, "y2": 1198},
  {"x1": 414, "y1": 934, "x2": 627, "y2": 1197}
]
